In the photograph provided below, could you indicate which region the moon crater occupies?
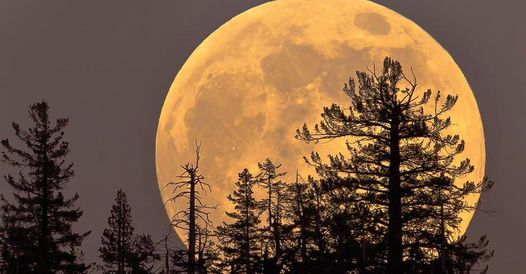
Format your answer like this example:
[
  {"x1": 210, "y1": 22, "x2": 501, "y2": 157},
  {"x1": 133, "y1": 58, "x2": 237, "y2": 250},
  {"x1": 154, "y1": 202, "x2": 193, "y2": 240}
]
[{"x1": 355, "y1": 12, "x2": 391, "y2": 35}]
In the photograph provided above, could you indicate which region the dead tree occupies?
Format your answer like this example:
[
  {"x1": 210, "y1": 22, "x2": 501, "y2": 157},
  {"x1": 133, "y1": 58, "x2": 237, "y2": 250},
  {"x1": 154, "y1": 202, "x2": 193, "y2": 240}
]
[{"x1": 165, "y1": 142, "x2": 215, "y2": 274}]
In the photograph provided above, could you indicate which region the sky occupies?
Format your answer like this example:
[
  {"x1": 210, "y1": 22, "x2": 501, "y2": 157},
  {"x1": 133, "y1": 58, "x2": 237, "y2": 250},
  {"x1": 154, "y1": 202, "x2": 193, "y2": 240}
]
[{"x1": 0, "y1": 0, "x2": 524, "y2": 272}]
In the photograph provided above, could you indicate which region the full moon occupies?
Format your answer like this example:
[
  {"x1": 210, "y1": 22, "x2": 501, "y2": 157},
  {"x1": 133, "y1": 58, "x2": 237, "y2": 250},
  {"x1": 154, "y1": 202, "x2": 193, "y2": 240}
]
[{"x1": 156, "y1": 0, "x2": 485, "y2": 242}]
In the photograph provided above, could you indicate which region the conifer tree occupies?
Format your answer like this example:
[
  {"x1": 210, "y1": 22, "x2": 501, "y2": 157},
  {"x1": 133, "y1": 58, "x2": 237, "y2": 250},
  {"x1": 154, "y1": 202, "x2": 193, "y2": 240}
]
[
  {"x1": 0, "y1": 101, "x2": 90, "y2": 273},
  {"x1": 159, "y1": 231, "x2": 174, "y2": 274},
  {"x1": 321, "y1": 176, "x2": 383, "y2": 273},
  {"x1": 100, "y1": 189, "x2": 159, "y2": 273},
  {"x1": 255, "y1": 158, "x2": 286, "y2": 273},
  {"x1": 281, "y1": 172, "x2": 385, "y2": 273},
  {"x1": 281, "y1": 173, "x2": 313, "y2": 273},
  {"x1": 301, "y1": 178, "x2": 333, "y2": 272},
  {"x1": 99, "y1": 189, "x2": 135, "y2": 273},
  {"x1": 0, "y1": 208, "x2": 32, "y2": 273},
  {"x1": 128, "y1": 234, "x2": 160, "y2": 274},
  {"x1": 217, "y1": 168, "x2": 262, "y2": 274},
  {"x1": 296, "y1": 57, "x2": 491, "y2": 273},
  {"x1": 196, "y1": 224, "x2": 221, "y2": 274},
  {"x1": 170, "y1": 248, "x2": 190, "y2": 273}
]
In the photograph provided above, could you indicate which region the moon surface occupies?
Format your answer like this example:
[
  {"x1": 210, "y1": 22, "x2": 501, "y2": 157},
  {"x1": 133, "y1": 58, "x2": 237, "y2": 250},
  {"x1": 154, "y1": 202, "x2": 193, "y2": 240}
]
[{"x1": 156, "y1": 0, "x2": 485, "y2": 242}]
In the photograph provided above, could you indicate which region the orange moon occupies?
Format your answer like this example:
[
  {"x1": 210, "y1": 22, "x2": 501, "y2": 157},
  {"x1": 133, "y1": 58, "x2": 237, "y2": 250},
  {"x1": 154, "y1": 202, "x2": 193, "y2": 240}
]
[{"x1": 156, "y1": 0, "x2": 485, "y2": 241}]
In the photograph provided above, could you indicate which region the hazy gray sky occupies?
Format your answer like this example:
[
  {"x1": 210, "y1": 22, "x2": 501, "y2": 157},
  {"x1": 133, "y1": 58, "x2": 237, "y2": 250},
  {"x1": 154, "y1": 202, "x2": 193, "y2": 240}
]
[{"x1": 0, "y1": 1, "x2": 523, "y2": 272}]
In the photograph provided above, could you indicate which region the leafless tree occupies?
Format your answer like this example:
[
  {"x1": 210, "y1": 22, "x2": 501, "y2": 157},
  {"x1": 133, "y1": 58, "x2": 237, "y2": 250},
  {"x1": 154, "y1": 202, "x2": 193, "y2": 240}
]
[{"x1": 164, "y1": 141, "x2": 215, "y2": 274}]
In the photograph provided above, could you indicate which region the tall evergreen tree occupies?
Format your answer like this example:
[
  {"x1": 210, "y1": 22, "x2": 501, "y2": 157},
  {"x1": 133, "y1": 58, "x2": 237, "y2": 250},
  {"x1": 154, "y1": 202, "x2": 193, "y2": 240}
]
[
  {"x1": 196, "y1": 225, "x2": 221, "y2": 274},
  {"x1": 282, "y1": 173, "x2": 310, "y2": 273},
  {"x1": 217, "y1": 168, "x2": 262, "y2": 274},
  {"x1": 255, "y1": 158, "x2": 286, "y2": 273},
  {"x1": 159, "y1": 231, "x2": 173, "y2": 274},
  {"x1": 296, "y1": 57, "x2": 491, "y2": 273},
  {"x1": 0, "y1": 101, "x2": 90, "y2": 273},
  {"x1": 128, "y1": 234, "x2": 160, "y2": 274},
  {"x1": 99, "y1": 189, "x2": 135, "y2": 273},
  {"x1": 0, "y1": 207, "x2": 32, "y2": 273},
  {"x1": 282, "y1": 174, "x2": 327, "y2": 274},
  {"x1": 99, "y1": 189, "x2": 159, "y2": 273}
]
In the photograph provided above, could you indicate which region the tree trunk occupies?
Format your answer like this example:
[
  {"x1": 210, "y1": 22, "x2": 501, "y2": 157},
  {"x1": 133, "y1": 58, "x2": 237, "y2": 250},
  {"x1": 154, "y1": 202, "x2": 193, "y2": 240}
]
[
  {"x1": 273, "y1": 185, "x2": 282, "y2": 272},
  {"x1": 360, "y1": 241, "x2": 367, "y2": 274},
  {"x1": 40, "y1": 136, "x2": 51, "y2": 274},
  {"x1": 295, "y1": 175, "x2": 308, "y2": 271},
  {"x1": 439, "y1": 191, "x2": 446, "y2": 274},
  {"x1": 165, "y1": 235, "x2": 170, "y2": 274},
  {"x1": 268, "y1": 177, "x2": 272, "y2": 232},
  {"x1": 314, "y1": 190, "x2": 325, "y2": 256},
  {"x1": 388, "y1": 115, "x2": 403, "y2": 274},
  {"x1": 245, "y1": 182, "x2": 252, "y2": 274},
  {"x1": 118, "y1": 208, "x2": 124, "y2": 274},
  {"x1": 188, "y1": 171, "x2": 196, "y2": 274}
]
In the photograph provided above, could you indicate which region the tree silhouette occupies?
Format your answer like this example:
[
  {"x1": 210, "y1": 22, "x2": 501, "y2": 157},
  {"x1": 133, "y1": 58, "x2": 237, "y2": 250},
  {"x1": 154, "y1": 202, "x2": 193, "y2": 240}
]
[
  {"x1": 99, "y1": 189, "x2": 135, "y2": 273},
  {"x1": 280, "y1": 174, "x2": 332, "y2": 274},
  {"x1": 296, "y1": 57, "x2": 491, "y2": 273},
  {"x1": 255, "y1": 158, "x2": 286, "y2": 273},
  {"x1": 307, "y1": 179, "x2": 329, "y2": 268},
  {"x1": 217, "y1": 168, "x2": 262, "y2": 274},
  {"x1": 0, "y1": 101, "x2": 90, "y2": 273},
  {"x1": 100, "y1": 189, "x2": 159, "y2": 273},
  {"x1": 198, "y1": 225, "x2": 221, "y2": 273},
  {"x1": 165, "y1": 142, "x2": 215, "y2": 274},
  {"x1": 0, "y1": 206, "x2": 32, "y2": 273},
  {"x1": 281, "y1": 173, "x2": 311, "y2": 273},
  {"x1": 169, "y1": 248, "x2": 189, "y2": 274},
  {"x1": 158, "y1": 230, "x2": 174, "y2": 274},
  {"x1": 128, "y1": 234, "x2": 160, "y2": 273},
  {"x1": 444, "y1": 235, "x2": 492, "y2": 273}
]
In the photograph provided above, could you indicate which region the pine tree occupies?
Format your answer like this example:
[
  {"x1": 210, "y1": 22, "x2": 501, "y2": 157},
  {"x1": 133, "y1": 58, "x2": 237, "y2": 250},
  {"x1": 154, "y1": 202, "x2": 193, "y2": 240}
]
[
  {"x1": 0, "y1": 208, "x2": 32, "y2": 273},
  {"x1": 255, "y1": 158, "x2": 286, "y2": 273},
  {"x1": 296, "y1": 57, "x2": 491, "y2": 273},
  {"x1": 99, "y1": 190, "x2": 159, "y2": 273},
  {"x1": 196, "y1": 225, "x2": 220, "y2": 274},
  {"x1": 99, "y1": 189, "x2": 135, "y2": 273},
  {"x1": 444, "y1": 235, "x2": 492, "y2": 274},
  {"x1": 0, "y1": 101, "x2": 90, "y2": 273},
  {"x1": 128, "y1": 234, "x2": 160, "y2": 274},
  {"x1": 170, "y1": 248, "x2": 188, "y2": 273},
  {"x1": 217, "y1": 168, "x2": 262, "y2": 274},
  {"x1": 159, "y1": 231, "x2": 173, "y2": 274},
  {"x1": 322, "y1": 176, "x2": 383, "y2": 273},
  {"x1": 281, "y1": 173, "x2": 314, "y2": 274},
  {"x1": 281, "y1": 172, "x2": 385, "y2": 274}
]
